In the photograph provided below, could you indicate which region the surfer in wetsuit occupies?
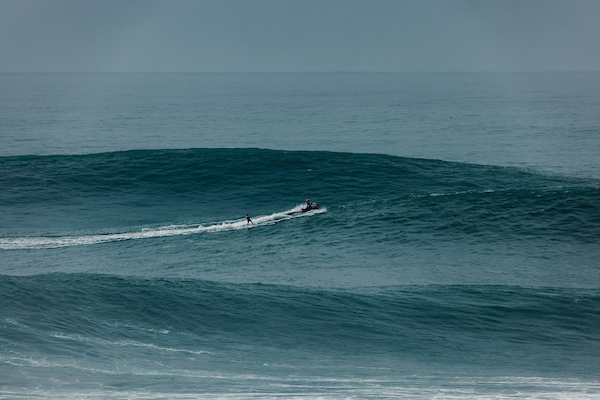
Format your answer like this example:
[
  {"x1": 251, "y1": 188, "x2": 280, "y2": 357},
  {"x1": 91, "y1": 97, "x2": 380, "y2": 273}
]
[{"x1": 246, "y1": 214, "x2": 253, "y2": 224}]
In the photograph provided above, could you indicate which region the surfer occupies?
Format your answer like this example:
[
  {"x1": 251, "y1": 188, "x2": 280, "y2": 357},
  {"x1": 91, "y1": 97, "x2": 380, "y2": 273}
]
[{"x1": 246, "y1": 214, "x2": 253, "y2": 224}]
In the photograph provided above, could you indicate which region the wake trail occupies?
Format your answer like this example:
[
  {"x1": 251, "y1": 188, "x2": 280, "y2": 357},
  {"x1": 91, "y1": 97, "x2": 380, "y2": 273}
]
[{"x1": 0, "y1": 205, "x2": 326, "y2": 250}]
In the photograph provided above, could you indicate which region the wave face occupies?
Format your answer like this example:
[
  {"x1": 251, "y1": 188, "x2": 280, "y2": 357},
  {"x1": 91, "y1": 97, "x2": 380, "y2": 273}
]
[{"x1": 2, "y1": 148, "x2": 600, "y2": 398}]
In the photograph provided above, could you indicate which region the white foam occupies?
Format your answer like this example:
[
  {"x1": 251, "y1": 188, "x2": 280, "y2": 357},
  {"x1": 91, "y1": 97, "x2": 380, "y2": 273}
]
[{"x1": 0, "y1": 205, "x2": 326, "y2": 250}]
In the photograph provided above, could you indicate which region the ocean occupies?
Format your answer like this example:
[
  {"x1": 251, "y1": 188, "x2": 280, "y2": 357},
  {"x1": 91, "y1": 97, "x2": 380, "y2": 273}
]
[{"x1": 1, "y1": 72, "x2": 599, "y2": 399}]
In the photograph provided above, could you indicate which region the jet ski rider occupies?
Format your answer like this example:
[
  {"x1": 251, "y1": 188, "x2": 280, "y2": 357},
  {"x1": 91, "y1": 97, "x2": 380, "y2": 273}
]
[{"x1": 305, "y1": 198, "x2": 312, "y2": 210}]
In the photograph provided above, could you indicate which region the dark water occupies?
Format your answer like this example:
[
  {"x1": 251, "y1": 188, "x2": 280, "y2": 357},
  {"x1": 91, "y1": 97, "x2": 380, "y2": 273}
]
[{"x1": 1, "y1": 73, "x2": 600, "y2": 398}]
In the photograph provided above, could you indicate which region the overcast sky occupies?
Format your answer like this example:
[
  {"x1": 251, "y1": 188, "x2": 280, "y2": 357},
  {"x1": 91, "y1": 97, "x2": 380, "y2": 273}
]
[{"x1": 1, "y1": 0, "x2": 599, "y2": 73}]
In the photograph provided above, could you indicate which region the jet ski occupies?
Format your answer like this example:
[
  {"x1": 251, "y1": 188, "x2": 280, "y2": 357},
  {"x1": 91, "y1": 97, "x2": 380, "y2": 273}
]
[{"x1": 301, "y1": 203, "x2": 320, "y2": 212}]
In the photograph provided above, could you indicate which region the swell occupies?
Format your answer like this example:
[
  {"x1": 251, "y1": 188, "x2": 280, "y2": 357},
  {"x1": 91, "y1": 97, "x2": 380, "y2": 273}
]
[
  {"x1": 0, "y1": 148, "x2": 583, "y2": 206},
  {"x1": 335, "y1": 186, "x2": 600, "y2": 245},
  {"x1": 2, "y1": 148, "x2": 594, "y2": 235},
  {"x1": 2, "y1": 274, "x2": 599, "y2": 364}
]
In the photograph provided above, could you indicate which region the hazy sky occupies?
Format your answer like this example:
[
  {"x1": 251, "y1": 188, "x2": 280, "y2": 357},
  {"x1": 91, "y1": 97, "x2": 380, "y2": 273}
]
[{"x1": 1, "y1": 0, "x2": 599, "y2": 72}]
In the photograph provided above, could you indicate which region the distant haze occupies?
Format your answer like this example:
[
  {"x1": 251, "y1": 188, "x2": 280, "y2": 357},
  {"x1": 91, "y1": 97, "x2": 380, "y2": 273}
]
[{"x1": 1, "y1": 0, "x2": 599, "y2": 73}]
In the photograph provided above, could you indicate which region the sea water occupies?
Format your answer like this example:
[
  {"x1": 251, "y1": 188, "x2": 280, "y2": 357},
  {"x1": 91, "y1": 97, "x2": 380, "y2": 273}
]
[{"x1": 1, "y1": 73, "x2": 599, "y2": 399}]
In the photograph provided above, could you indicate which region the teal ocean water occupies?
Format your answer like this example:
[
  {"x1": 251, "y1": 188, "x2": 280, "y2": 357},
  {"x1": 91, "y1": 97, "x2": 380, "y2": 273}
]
[{"x1": 1, "y1": 73, "x2": 600, "y2": 399}]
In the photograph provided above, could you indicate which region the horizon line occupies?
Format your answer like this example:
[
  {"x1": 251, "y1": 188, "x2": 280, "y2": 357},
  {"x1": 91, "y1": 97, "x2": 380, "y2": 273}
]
[{"x1": 1, "y1": 70, "x2": 599, "y2": 75}]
